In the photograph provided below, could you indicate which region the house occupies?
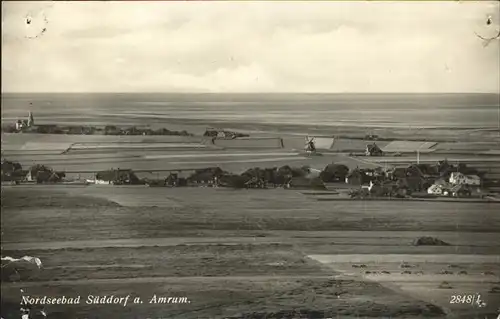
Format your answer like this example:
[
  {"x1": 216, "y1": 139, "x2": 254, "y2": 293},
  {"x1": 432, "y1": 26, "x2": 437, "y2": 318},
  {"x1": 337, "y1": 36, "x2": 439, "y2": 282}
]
[
  {"x1": 25, "y1": 165, "x2": 64, "y2": 184},
  {"x1": 449, "y1": 172, "x2": 481, "y2": 186},
  {"x1": 187, "y1": 167, "x2": 225, "y2": 186},
  {"x1": 15, "y1": 120, "x2": 29, "y2": 131},
  {"x1": 365, "y1": 143, "x2": 384, "y2": 156},
  {"x1": 26, "y1": 164, "x2": 51, "y2": 182},
  {"x1": 14, "y1": 112, "x2": 34, "y2": 131},
  {"x1": 217, "y1": 131, "x2": 227, "y2": 138},
  {"x1": 427, "y1": 184, "x2": 445, "y2": 195},
  {"x1": 94, "y1": 169, "x2": 140, "y2": 185},
  {"x1": 245, "y1": 177, "x2": 266, "y2": 188},
  {"x1": 204, "y1": 128, "x2": 219, "y2": 138}
]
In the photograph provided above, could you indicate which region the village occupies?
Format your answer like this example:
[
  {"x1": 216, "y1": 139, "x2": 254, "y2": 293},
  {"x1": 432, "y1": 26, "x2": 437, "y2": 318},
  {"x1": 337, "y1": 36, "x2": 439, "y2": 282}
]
[
  {"x1": 2, "y1": 112, "x2": 498, "y2": 200},
  {"x1": 1, "y1": 155, "x2": 494, "y2": 202}
]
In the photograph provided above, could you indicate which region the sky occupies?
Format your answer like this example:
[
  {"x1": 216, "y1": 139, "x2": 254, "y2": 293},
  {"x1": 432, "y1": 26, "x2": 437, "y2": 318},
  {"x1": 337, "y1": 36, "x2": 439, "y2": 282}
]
[{"x1": 1, "y1": 1, "x2": 499, "y2": 93}]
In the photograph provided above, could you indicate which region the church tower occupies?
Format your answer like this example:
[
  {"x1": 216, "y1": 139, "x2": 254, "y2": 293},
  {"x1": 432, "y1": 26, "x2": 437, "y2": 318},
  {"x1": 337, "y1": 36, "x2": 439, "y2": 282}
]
[{"x1": 28, "y1": 111, "x2": 34, "y2": 127}]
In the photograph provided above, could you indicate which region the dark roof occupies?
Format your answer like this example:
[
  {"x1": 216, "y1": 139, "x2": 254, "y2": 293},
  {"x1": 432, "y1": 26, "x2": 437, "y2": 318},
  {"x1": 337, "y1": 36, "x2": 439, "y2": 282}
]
[
  {"x1": 366, "y1": 143, "x2": 383, "y2": 153},
  {"x1": 29, "y1": 164, "x2": 53, "y2": 175},
  {"x1": 1, "y1": 161, "x2": 22, "y2": 173},
  {"x1": 347, "y1": 169, "x2": 364, "y2": 177}
]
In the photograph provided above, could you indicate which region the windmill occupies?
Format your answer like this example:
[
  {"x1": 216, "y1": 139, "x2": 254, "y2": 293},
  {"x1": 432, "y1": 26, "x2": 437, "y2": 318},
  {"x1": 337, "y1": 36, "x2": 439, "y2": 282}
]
[{"x1": 304, "y1": 136, "x2": 316, "y2": 155}]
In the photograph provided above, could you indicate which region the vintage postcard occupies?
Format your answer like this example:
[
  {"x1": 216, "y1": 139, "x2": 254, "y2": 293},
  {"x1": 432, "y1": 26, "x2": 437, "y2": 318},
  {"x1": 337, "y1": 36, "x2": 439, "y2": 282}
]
[{"x1": 1, "y1": 1, "x2": 499, "y2": 318}]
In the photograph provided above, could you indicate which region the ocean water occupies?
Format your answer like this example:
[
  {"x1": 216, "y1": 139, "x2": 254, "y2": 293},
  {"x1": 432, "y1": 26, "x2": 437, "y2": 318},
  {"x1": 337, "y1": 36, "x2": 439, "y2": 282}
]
[{"x1": 1, "y1": 93, "x2": 499, "y2": 129}]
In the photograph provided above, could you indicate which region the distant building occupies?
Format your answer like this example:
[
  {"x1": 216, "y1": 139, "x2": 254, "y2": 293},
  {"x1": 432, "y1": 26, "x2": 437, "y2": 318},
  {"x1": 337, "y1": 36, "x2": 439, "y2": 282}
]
[
  {"x1": 187, "y1": 167, "x2": 224, "y2": 186},
  {"x1": 449, "y1": 172, "x2": 481, "y2": 186},
  {"x1": 365, "y1": 143, "x2": 383, "y2": 156},
  {"x1": 93, "y1": 169, "x2": 140, "y2": 185},
  {"x1": 15, "y1": 120, "x2": 28, "y2": 131},
  {"x1": 204, "y1": 128, "x2": 246, "y2": 140},
  {"x1": 15, "y1": 112, "x2": 34, "y2": 131},
  {"x1": 427, "y1": 184, "x2": 445, "y2": 195},
  {"x1": 25, "y1": 164, "x2": 64, "y2": 183},
  {"x1": 28, "y1": 112, "x2": 34, "y2": 127},
  {"x1": 217, "y1": 131, "x2": 227, "y2": 138}
]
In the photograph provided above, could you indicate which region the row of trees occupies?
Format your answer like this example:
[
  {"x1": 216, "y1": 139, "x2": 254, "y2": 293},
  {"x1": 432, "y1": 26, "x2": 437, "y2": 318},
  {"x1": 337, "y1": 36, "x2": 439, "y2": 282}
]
[
  {"x1": 103, "y1": 126, "x2": 192, "y2": 136},
  {"x1": 2, "y1": 124, "x2": 193, "y2": 136}
]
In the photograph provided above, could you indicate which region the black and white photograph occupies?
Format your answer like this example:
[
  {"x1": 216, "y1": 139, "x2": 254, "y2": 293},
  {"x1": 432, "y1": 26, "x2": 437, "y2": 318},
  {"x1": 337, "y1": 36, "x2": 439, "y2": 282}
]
[{"x1": 1, "y1": 0, "x2": 500, "y2": 318}]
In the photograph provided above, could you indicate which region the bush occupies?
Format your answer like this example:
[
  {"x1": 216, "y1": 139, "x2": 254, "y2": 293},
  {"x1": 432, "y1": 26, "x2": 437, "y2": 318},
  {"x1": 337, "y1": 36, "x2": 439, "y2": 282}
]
[{"x1": 413, "y1": 237, "x2": 450, "y2": 246}]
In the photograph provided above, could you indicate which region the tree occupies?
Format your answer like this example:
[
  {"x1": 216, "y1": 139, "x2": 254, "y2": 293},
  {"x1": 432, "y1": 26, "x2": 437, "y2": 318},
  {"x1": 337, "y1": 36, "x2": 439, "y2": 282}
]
[{"x1": 320, "y1": 164, "x2": 349, "y2": 182}]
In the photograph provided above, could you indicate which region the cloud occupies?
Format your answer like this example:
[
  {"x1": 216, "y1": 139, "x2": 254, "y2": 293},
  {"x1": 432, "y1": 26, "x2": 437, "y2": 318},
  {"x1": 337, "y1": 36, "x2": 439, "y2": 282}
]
[{"x1": 1, "y1": 1, "x2": 499, "y2": 93}]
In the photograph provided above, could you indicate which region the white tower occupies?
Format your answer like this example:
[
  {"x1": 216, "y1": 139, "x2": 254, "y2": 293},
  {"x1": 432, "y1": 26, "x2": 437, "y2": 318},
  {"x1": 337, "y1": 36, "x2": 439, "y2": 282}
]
[{"x1": 28, "y1": 112, "x2": 34, "y2": 127}]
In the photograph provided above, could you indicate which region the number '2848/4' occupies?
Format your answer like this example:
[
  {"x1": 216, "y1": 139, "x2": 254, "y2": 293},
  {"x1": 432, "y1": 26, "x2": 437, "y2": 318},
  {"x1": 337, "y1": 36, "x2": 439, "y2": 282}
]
[{"x1": 450, "y1": 294, "x2": 481, "y2": 305}]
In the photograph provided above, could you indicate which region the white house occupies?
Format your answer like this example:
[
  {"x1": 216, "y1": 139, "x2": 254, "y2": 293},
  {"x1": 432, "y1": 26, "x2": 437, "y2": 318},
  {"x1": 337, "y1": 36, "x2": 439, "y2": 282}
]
[
  {"x1": 449, "y1": 172, "x2": 481, "y2": 186},
  {"x1": 14, "y1": 112, "x2": 34, "y2": 131},
  {"x1": 427, "y1": 184, "x2": 445, "y2": 195},
  {"x1": 94, "y1": 179, "x2": 114, "y2": 185},
  {"x1": 217, "y1": 131, "x2": 226, "y2": 138}
]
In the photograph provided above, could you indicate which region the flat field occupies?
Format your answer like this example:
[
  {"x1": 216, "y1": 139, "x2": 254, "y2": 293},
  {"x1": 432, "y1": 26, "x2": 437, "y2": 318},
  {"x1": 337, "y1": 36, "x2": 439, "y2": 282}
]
[{"x1": 1, "y1": 186, "x2": 499, "y2": 318}]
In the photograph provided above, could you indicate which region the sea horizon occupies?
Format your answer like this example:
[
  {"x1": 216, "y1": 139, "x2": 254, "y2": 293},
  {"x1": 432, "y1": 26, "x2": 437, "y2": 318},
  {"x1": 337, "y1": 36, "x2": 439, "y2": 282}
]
[{"x1": 2, "y1": 92, "x2": 499, "y2": 129}]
